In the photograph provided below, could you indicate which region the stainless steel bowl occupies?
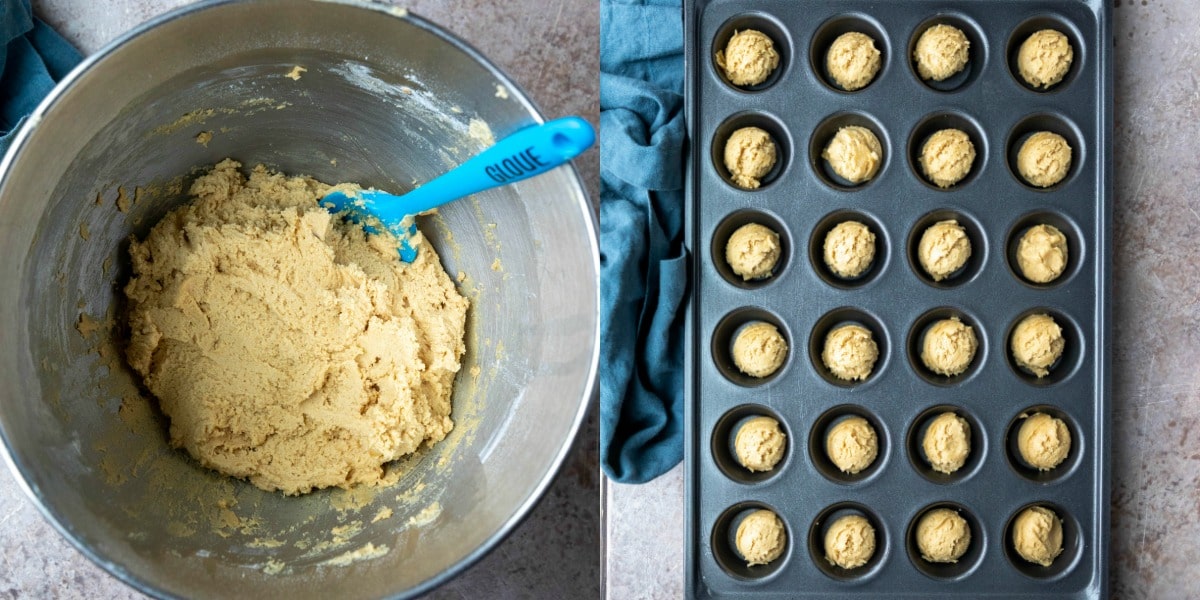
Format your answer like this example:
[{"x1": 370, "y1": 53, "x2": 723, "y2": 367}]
[{"x1": 0, "y1": 1, "x2": 598, "y2": 597}]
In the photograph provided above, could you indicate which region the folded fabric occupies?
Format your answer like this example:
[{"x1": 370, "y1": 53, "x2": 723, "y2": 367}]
[
  {"x1": 1, "y1": 0, "x2": 82, "y2": 154},
  {"x1": 599, "y1": 0, "x2": 688, "y2": 484}
]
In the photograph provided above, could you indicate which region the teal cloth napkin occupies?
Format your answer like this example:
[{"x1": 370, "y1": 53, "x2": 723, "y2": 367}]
[{"x1": 1, "y1": 0, "x2": 82, "y2": 153}]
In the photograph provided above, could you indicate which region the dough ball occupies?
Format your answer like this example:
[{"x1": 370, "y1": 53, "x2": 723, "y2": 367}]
[
  {"x1": 736, "y1": 509, "x2": 787, "y2": 566},
  {"x1": 823, "y1": 220, "x2": 876, "y2": 279},
  {"x1": 732, "y1": 322, "x2": 788, "y2": 378},
  {"x1": 918, "y1": 219, "x2": 971, "y2": 281},
  {"x1": 826, "y1": 31, "x2": 882, "y2": 91},
  {"x1": 923, "y1": 412, "x2": 972, "y2": 474},
  {"x1": 726, "y1": 223, "x2": 781, "y2": 281},
  {"x1": 824, "y1": 514, "x2": 876, "y2": 569},
  {"x1": 1018, "y1": 412, "x2": 1072, "y2": 471},
  {"x1": 1011, "y1": 313, "x2": 1065, "y2": 378},
  {"x1": 1018, "y1": 29, "x2": 1074, "y2": 89},
  {"x1": 914, "y1": 24, "x2": 970, "y2": 81},
  {"x1": 825, "y1": 416, "x2": 878, "y2": 474},
  {"x1": 920, "y1": 128, "x2": 976, "y2": 188},
  {"x1": 735, "y1": 416, "x2": 787, "y2": 472},
  {"x1": 1017, "y1": 224, "x2": 1069, "y2": 283},
  {"x1": 716, "y1": 29, "x2": 780, "y2": 87},
  {"x1": 1012, "y1": 506, "x2": 1065, "y2": 567},
  {"x1": 822, "y1": 324, "x2": 879, "y2": 381},
  {"x1": 724, "y1": 126, "x2": 777, "y2": 189},
  {"x1": 1017, "y1": 131, "x2": 1072, "y2": 188},
  {"x1": 822, "y1": 126, "x2": 883, "y2": 184},
  {"x1": 921, "y1": 317, "x2": 977, "y2": 377},
  {"x1": 915, "y1": 508, "x2": 971, "y2": 563}
]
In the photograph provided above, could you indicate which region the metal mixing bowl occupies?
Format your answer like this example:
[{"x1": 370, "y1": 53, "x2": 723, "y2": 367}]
[{"x1": 0, "y1": 1, "x2": 597, "y2": 597}]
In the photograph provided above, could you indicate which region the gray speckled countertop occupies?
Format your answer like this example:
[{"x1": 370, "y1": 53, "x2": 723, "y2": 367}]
[
  {"x1": 0, "y1": 1, "x2": 599, "y2": 598},
  {"x1": 604, "y1": 1, "x2": 1200, "y2": 598}
]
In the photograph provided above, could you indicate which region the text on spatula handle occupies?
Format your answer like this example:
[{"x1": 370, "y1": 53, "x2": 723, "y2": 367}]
[{"x1": 485, "y1": 147, "x2": 549, "y2": 183}]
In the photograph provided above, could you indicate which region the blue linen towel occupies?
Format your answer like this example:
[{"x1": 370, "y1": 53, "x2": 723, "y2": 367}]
[
  {"x1": 0, "y1": 0, "x2": 82, "y2": 153},
  {"x1": 599, "y1": 0, "x2": 689, "y2": 483}
]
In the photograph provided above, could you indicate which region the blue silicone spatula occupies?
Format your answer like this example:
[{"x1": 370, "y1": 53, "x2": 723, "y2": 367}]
[{"x1": 322, "y1": 116, "x2": 595, "y2": 262}]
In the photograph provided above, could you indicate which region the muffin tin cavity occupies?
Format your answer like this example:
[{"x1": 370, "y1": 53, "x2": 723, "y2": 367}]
[
  {"x1": 808, "y1": 308, "x2": 889, "y2": 387},
  {"x1": 906, "y1": 405, "x2": 986, "y2": 484},
  {"x1": 712, "y1": 502, "x2": 792, "y2": 580},
  {"x1": 1005, "y1": 211, "x2": 1084, "y2": 288},
  {"x1": 808, "y1": 502, "x2": 888, "y2": 581},
  {"x1": 712, "y1": 112, "x2": 792, "y2": 190},
  {"x1": 1004, "y1": 307, "x2": 1083, "y2": 385},
  {"x1": 712, "y1": 308, "x2": 792, "y2": 386},
  {"x1": 906, "y1": 307, "x2": 986, "y2": 386},
  {"x1": 1005, "y1": 112, "x2": 1084, "y2": 190},
  {"x1": 712, "y1": 14, "x2": 792, "y2": 92},
  {"x1": 1005, "y1": 405, "x2": 1082, "y2": 483},
  {"x1": 711, "y1": 404, "x2": 792, "y2": 484},
  {"x1": 906, "y1": 502, "x2": 986, "y2": 581},
  {"x1": 808, "y1": 405, "x2": 889, "y2": 484},
  {"x1": 808, "y1": 112, "x2": 888, "y2": 190},
  {"x1": 907, "y1": 112, "x2": 987, "y2": 190},
  {"x1": 712, "y1": 210, "x2": 792, "y2": 289},
  {"x1": 809, "y1": 14, "x2": 890, "y2": 93},
  {"x1": 1006, "y1": 16, "x2": 1084, "y2": 93},
  {"x1": 907, "y1": 14, "x2": 988, "y2": 92},
  {"x1": 906, "y1": 208, "x2": 986, "y2": 288},
  {"x1": 808, "y1": 210, "x2": 887, "y2": 289},
  {"x1": 1002, "y1": 502, "x2": 1083, "y2": 580}
]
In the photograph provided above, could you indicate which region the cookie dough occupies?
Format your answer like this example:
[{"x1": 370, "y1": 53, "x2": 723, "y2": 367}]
[
  {"x1": 1018, "y1": 412, "x2": 1072, "y2": 471},
  {"x1": 1017, "y1": 131, "x2": 1072, "y2": 188},
  {"x1": 822, "y1": 324, "x2": 879, "y2": 381},
  {"x1": 920, "y1": 128, "x2": 976, "y2": 188},
  {"x1": 823, "y1": 221, "x2": 876, "y2": 279},
  {"x1": 1018, "y1": 29, "x2": 1074, "y2": 89},
  {"x1": 735, "y1": 416, "x2": 787, "y2": 472},
  {"x1": 1017, "y1": 224, "x2": 1069, "y2": 283},
  {"x1": 1011, "y1": 313, "x2": 1065, "y2": 378},
  {"x1": 1012, "y1": 506, "x2": 1065, "y2": 567},
  {"x1": 724, "y1": 126, "x2": 777, "y2": 189},
  {"x1": 826, "y1": 31, "x2": 882, "y2": 91},
  {"x1": 822, "y1": 126, "x2": 883, "y2": 185},
  {"x1": 826, "y1": 416, "x2": 878, "y2": 474},
  {"x1": 915, "y1": 508, "x2": 971, "y2": 563},
  {"x1": 125, "y1": 159, "x2": 469, "y2": 495},
  {"x1": 923, "y1": 412, "x2": 971, "y2": 474},
  {"x1": 716, "y1": 29, "x2": 780, "y2": 87},
  {"x1": 726, "y1": 223, "x2": 781, "y2": 280},
  {"x1": 732, "y1": 322, "x2": 788, "y2": 378},
  {"x1": 736, "y1": 509, "x2": 787, "y2": 566},
  {"x1": 921, "y1": 317, "x2": 977, "y2": 377},
  {"x1": 825, "y1": 514, "x2": 876, "y2": 569},
  {"x1": 914, "y1": 24, "x2": 970, "y2": 82},
  {"x1": 918, "y1": 219, "x2": 971, "y2": 281}
]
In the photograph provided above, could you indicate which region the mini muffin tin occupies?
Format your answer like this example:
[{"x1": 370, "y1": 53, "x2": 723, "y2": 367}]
[{"x1": 683, "y1": 1, "x2": 1111, "y2": 597}]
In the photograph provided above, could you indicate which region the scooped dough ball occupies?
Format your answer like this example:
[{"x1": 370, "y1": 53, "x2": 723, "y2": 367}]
[
  {"x1": 923, "y1": 412, "x2": 971, "y2": 474},
  {"x1": 825, "y1": 416, "x2": 878, "y2": 474},
  {"x1": 716, "y1": 29, "x2": 780, "y2": 87},
  {"x1": 732, "y1": 322, "x2": 788, "y2": 378},
  {"x1": 823, "y1": 221, "x2": 876, "y2": 279},
  {"x1": 726, "y1": 223, "x2": 781, "y2": 281},
  {"x1": 914, "y1": 24, "x2": 970, "y2": 82},
  {"x1": 921, "y1": 317, "x2": 977, "y2": 377},
  {"x1": 822, "y1": 324, "x2": 879, "y2": 381},
  {"x1": 1012, "y1": 506, "x2": 1065, "y2": 567},
  {"x1": 1017, "y1": 131, "x2": 1072, "y2": 188},
  {"x1": 735, "y1": 416, "x2": 787, "y2": 472},
  {"x1": 1018, "y1": 29, "x2": 1074, "y2": 89},
  {"x1": 824, "y1": 514, "x2": 876, "y2": 569},
  {"x1": 826, "y1": 31, "x2": 882, "y2": 91},
  {"x1": 920, "y1": 129, "x2": 976, "y2": 188},
  {"x1": 1011, "y1": 313, "x2": 1065, "y2": 378},
  {"x1": 724, "y1": 126, "x2": 777, "y2": 189},
  {"x1": 1018, "y1": 412, "x2": 1071, "y2": 471},
  {"x1": 822, "y1": 126, "x2": 883, "y2": 185},
  {"x1": 1017, "y1": 224, "x2": 1069, "y2": 283},
  {"x1": 915, "y1": 508, "x2": 971, "y2": 563},
  {"x1": 736, "y1": 509, "x2": 787, "y2": 566},
  {"x1": 918, "y1": 219, "x2": 971, "y2": 281}
]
